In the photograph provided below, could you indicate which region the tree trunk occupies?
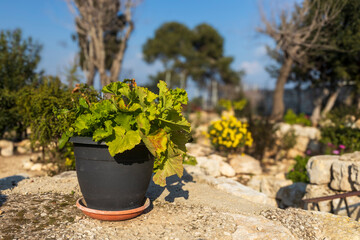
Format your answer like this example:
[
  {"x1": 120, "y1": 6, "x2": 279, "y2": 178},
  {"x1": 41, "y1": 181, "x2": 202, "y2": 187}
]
[
  {"x1": 86, "y1": 66, "x2": 96, "y2": 86},
  {"x1": 180, "y1": 71, "x2": 187, "y2": 89},
  {"x1": 99, "y1": 70, "x2": 110, "y2": 89},
  {"x1": 310, "y1": 88, "x2": 329, "y2": 126},
  {"x1": 296, "y1": 82, "x2": 301, "y2": 114},
  {"x1": 210, "y1": 79, "x2": 218, "y2": 108},
  {"x1": 321, "y1": 87, "x2": 341, "y2": 118},
  {"x1": 165, "y1": 70, "x2": 171, "y2": 88},
  {"x1": 343, "y1": 89, "x2": 353, "y2": 106},
  {"x1": 271, "y1": 57, "x2": 293, "y2": 121}
]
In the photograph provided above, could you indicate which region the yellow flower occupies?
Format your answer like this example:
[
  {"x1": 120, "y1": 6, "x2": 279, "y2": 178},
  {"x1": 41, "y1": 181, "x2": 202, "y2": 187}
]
[
  {"x1": 232, "y1": 139, "x2": 239, "y2": 148},
  {"x1": 214, "y1": 123, "x2": 222, "y2": 131},
  {"x1": 65, "y1": 157, "x2": 73, "y2": 167}
]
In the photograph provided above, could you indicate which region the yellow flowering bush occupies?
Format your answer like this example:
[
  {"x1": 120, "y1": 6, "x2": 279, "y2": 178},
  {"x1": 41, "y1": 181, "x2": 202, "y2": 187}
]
[{"x1": 207, "y1": 116, "x2": 253, "y2": 152}]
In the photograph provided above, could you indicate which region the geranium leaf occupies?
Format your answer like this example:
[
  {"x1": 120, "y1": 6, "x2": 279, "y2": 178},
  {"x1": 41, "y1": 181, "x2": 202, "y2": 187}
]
[
  {"x1": 170, "y1": 131, "x2": 189, "y2": 152},
  {"x1": 114, "y1": 113, "x2": 133, "y2": 130},
  {"x1": 106, "y1": 126, "x2": 141, "y2": 156},
  {"x1": 158, "y1": 117, "x2": 191, "y2": 133},
  {"x1": 141, "y1": 129, "x2": 168, "y2": 157},
  {"x1": 93, "y1": 120, "x2": 113, "y2": 142},
  {"x1": 136, "y1": 113, "x2": 151, "y2": 135},
  {"x1": 74, "y1": 114, "x2": 92, "y2": 133},
  {"x1": 153, "y1": 147, "x2": 183, "y2": 187}
]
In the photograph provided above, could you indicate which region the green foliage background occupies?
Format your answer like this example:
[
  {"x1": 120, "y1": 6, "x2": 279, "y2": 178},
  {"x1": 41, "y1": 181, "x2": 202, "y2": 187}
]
[{"x1": 286, "y1": 155, "x2": 310, "y2": 183}]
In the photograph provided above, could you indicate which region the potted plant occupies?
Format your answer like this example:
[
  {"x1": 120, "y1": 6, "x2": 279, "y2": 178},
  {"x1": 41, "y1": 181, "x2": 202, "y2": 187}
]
[{"x1": 59, "y1": 79, "x2": 190, "y2": 220}]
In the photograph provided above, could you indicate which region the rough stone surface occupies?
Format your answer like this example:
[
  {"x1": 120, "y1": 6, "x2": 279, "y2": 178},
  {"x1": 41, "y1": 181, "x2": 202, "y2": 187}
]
[
  {"x1": 332, "y1": 195, "x2": 360, "y2": 219},
  {"x1": 246, "y1": 175, "x2": 262, "y2": 192},
  {"x1": 211, "y1": 177, "x2": 275, "y2": 206},
  {"x1": 339, "y1": 151, "x2": 360, "y2": 162},
  {"x1": 30, "y1": 163, "x2": 43, "y2": 172},
  {"x1": 185, "y1": 143, "x2": 213, "y2": 158},
  {"x1": 208, "y1": 154, "x2": 226, "y2": 162},
  {"x1": 303, "y1": 184, "x2": 337, "y2": 212},
  {"x1": 1, "y1": 169, "x2": 360, "y2": 239},
  {"x1": 229, "y1": 154, "x2": 262, "y2": 175},
  {"x1": 330, "y1": 160, "x2": 354, "y2": 191},
  {"x1": 230, "y1": 213, "x2": 296, "y2": 240},
  {"x1": 261, "y1": 208, "x2": 360, "y2": 240},
  {"x1": 3, "y1": 172, "x2": 80, "y2": 196},
  {"x1": 219, "y1": 161, "x2": 236, "y2": 177},
  {"x1": 286, "y1": 148, "x2": 304, "y2": 159},
  {"x1": 16, "y1": 139, "x2": 32, "y2": 154},
  {"x1": 295, "y1": 136, "x2": 310, "y2": 153},
  {"x1": 306, "y1": 155, "x2": 339, "y2": 185},
  {"x1": 276, "y1": 182, "x2": 307, "y2": 208},
  {"x1": 351, "y1": 163, "x2": 360, "y2": 191},
  {"x1": 265, "y1": 159, "x2": 296, "y2": 176},
  {"x1": 275, "y1": 123, "x2": 321, "y2": 140},
  {"x1": 195, "y1": 156, "x2": 221, "y2": 177},
  {"x1": 260, "y1": 177, "x2": 293, "y2": 199},
  {"x1": 0, "y1": 140, "x2": 14, "y2": 157},
  {"x1": 246, "y1": 175, "x2": 292, "y2": 199}
]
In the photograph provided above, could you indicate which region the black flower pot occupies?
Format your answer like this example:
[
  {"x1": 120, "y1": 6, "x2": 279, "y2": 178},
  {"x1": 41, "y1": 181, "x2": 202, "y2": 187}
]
[{"x1": 70, "y1": 137, "x2": 154, "y2": 211}]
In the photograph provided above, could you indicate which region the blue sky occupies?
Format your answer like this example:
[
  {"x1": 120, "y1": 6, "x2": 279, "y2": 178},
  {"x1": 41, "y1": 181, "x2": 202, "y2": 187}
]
[{"x1": 0, "y1": 0, "x2": 298, "y2": 96}]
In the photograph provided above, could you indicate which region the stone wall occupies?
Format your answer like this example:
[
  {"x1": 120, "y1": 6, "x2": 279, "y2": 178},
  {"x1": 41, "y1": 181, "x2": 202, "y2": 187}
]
[{"x1": 304, "y1": 152, "x2": 360, "y2": 220}]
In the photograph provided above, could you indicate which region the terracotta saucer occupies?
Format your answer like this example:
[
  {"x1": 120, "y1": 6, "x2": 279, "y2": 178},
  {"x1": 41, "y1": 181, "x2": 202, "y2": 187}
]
[{"x1": 76, "y1": 197, "x2": 150, "y2": 221}]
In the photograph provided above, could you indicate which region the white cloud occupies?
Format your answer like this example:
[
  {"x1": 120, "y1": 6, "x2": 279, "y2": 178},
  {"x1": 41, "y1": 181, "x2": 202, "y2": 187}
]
[
  {"x1": 254, "y1": 45, "x2": 267, "y2": 57},
  {"x1": 240, "y1": 61, "x2": 262, "y2": 75}
]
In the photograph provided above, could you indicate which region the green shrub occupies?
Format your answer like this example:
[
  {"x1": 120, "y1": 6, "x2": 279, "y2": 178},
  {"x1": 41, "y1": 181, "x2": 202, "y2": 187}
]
[
  {"x1": 18, "y1": 77, "x2": 72, "y2": 151},
  {"x1": 321, "y1": 126, "x2": 360, "y2": 154},
  {"x1": 0, "y1": 89, "x2": 22, "y2": 138},
  {"x1": 247, "y1": 118, "x2": 276, "y2": 160},
  {"x1": 281, "y1": 129, "x2": 297, "y2": 151},
  {"x1": 284, "y1": 109, "x2": 311, "y2": 126},
  {"x1": 286, "y1": 155, "x2": 310, "y2": 183},
  {"x1": 18, "y1": 77, "x2": 99, "y2": 163},
  {"x1": 320, "y1": 106, "x2": 360, "y2": 154}
]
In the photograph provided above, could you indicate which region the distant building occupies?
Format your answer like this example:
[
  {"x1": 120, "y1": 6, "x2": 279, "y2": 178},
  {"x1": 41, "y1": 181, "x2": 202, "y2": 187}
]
[
  {"x1": 244, "y1": 87, "x2": 314, "y2": 116},
  {"x1": 244, "y1": 86, "x2": 352, "y2": 116}
]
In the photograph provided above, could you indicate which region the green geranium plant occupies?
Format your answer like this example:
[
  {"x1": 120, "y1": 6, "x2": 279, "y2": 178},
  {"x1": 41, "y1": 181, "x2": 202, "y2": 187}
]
[{"x1": 59, "y1": 79, "x2": 191, "y2": 186}]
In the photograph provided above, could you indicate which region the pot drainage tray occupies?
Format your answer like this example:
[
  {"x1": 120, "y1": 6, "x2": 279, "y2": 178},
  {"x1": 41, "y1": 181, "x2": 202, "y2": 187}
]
[{"x1": 76, "y1": 197, "x2": 150, "y2": 221}]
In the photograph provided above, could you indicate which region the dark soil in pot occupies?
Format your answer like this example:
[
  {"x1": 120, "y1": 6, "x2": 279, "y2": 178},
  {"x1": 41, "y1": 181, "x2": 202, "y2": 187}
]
[{"x1": 70, "y1": 136, "x2": 154, "y2": 211}]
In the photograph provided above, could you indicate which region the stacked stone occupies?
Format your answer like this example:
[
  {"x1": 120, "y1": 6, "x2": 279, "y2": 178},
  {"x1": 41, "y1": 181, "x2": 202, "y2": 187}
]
[{"x1": 305, "y1": 152, "x2": 360, "y2": 219}]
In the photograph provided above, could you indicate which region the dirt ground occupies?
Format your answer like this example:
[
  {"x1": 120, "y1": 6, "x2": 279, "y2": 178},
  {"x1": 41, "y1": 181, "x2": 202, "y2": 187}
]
[{"x1": 0, "y1": 154, "x2": 46, "y2": 179}]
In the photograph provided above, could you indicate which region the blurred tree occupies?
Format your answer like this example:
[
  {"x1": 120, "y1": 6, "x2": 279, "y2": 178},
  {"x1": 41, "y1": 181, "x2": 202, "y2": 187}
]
[
  {"x1": 190, "y1": 23, "x2": 242, "y2": 108},
  {"x1": 18, "y1": 76, "x2": 74, "y2": 159},
  {"x1": 258, "y1": 0, "x2": 344, "y2": 121},
  {"x1": 264, "y1": 0, "x2": 360, "y2": 125},
  {"x1": 143, "y1": 22, "x2": 242, "y2": 109},
  {"x1": 143, "y1": 22, "x2": 193, "y2": 89},
  {"x1": 307, "y1": 0, "x2": 360, "y2": 124},
  {"x1": 0, "y1": 29, "x2": 42, "y2": 91},
  {"x1": 67, "y1": 0, "x2": 138, "y2": 87}
]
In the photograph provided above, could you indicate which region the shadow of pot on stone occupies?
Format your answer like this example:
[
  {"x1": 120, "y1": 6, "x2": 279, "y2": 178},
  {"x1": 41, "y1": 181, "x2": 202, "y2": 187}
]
[{"x1": 146, "y1": 168, "x2": 195, "y2": 203}]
